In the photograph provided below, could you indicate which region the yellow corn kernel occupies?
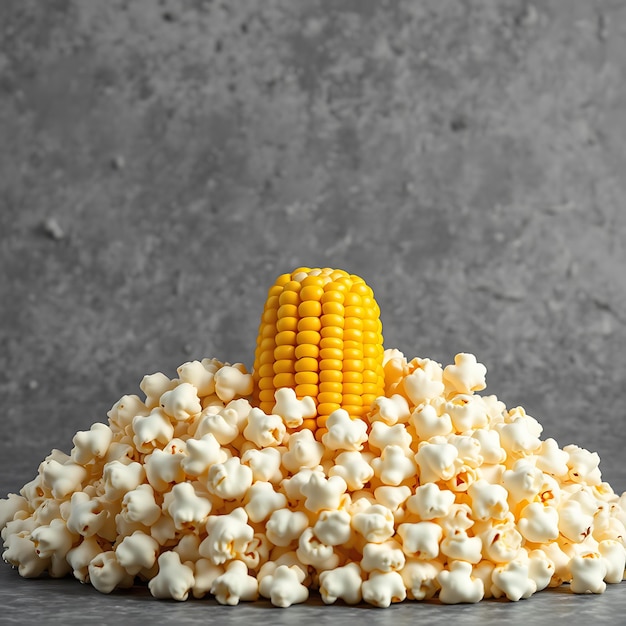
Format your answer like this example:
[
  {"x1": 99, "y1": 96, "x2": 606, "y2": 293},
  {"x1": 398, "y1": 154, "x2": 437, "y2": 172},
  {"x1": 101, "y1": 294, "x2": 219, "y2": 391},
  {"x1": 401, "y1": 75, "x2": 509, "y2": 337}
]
[{"x1": 252, "y1": 267, "x2": 385, "y2": 431}]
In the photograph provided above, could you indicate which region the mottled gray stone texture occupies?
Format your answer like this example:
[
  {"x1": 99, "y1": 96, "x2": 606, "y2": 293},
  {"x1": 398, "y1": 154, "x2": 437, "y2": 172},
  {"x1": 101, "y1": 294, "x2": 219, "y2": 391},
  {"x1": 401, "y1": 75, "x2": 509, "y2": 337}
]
[{"x1": 1, "y1": 2, "x2": 625, "y2": 493}]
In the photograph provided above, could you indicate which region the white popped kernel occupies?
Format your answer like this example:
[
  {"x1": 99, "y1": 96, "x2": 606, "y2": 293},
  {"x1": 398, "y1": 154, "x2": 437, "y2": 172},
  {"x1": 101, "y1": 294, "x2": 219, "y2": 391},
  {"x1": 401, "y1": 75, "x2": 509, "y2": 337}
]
[
  {"x1": 173, "y1": 533, "x2": 203, "y2": 563},
  {"x1": 402, "y1": 360, "x2": 445, "y2": 406},
  {"x1": 0, "y1": 494, "x2": 29, "y2": 529},
  {"x1": 272, "y1": 388, "x2": 316, "y2": 429},
  {"x1": 194, "y1": 407, "x2": 240, "y2": 445},
  {"x1": 437, "y1": 560, "x2": 484, "y2": 604},
  {"x1": 397, "y1": 522, "x2": 442, "y2": 560},
  {"x1": 440, "y1": 529, "x2": 483, "y2": 564},
  {"x1": 107, "y1": 394, "x2": 149, "y2": 432},
  {"x1": 361, "y1": 540, "x2": 405, "y2": 573},
  {"x1": 564, "y1": 444, "x2": 602, "y2": 486},
  {"x1": 445, "y1": 395, "x2": 488, "y2": 432},
  {"x1": 296, "y1": 527, "x2": 339, "y2": 570},
  {"x1": 442, "y1": 353, "x2": 487, "y2": 395},
  {"x1": 491, "y1": 560, "x2": 536, "y2": 601},
  {"x1": 321, "y1": 409, "x2": 368, "y2": 451},
  {"x1": 210, "y1": 559, "x2": 259, "y2": 605},
  {"x1": 144, "y1": 450, "x2": 185, "y2": 493},
  {"x1": 410, "y1": 404, "x2": 453, "y2": 440},
  {"x1": 243, "y1": 408, "x2": 286, "y2": 448},
  {"x1": 3, "y1": 530, "x2": 50, "y2": 578},
  {"x1": 312, "y1": 509, "x2": 352, "y2": 546},
  {"x1": 535, "y1": 438, "x2": 569, "y2": 477},
  {"x1": 368, "y1": 395, "x2": 411, "y2": 426},
  {"x1": 192, "y1": 559, "x2": 224, "y2": 598},
  {"x1": 160, "y1": 383, "x2": 202, "y2": 422},
  {"x1": 503, "y1": 459, "x2": 544, "y2": 504},
  {"x1": 406, "y1": 482, "x2": 456, "y2": 520},
  {"x1": 471, "y1": 429, "x2": 506, "y2": 464},
  {"x1": 517, "y1": 502, "x2": 560, "y2": 543},
  {"x1": 240, "y1": 447, "x2": 283, "y2": 484},
  {"x1": 467, "y1": 479, "x2": 509, "y2": 522},
  {"x1": 319, "y1": 562, "x2": 363, "y2": 605},
  {"x1": 140, "y1": 373, "x2": 176, "y2": 409},
  {"x1": 570, "y1": 552, "x2": 607, "y2": 594},
  {"x1": 65, "y1": 492, "x2": 108, "y2": 537},
  {"x1": 300, "y1": 472, "x2": 347, "y2": 514},
  {"x1": 214, "y1": 365, "x2": 253, "y2": 403},
  {"x1": 243, "y1": 482, "x2": 287, "y2": 523},
  {"x1": 66, "y1": 537, "x2": 103, "y2": 583},
  {"x1": 177, "y1": 361, "x2": 216, "y2": 397},
  {"x1": 526, "y1": 549, "x2": 555, "y2": 591},
  {"x1": 206, "y1": 457, "x2": 253, "y2": 500},
  {"x1": 328, "y1": 450, "x2": 375, "y2": 491},
  {"x1": 414, "y1": 439, "x2": 459, "y2": 483},
  {"x1": 115, "y1": 531, "x2": 159, "y2": 575},
  {"x1": 41, "y1": 460, "x2": 87, "y2": 500},
  {"x1": 162, "y1": 482, "x2": 212, "y2": 530},
  {"x1": 496, "y1": 414, "x2": 542, "y2": 457},
  {"x1": 374, "y1": 485, "x2": 412, "y2": 514},
  {"x1": 132, "y1": 409, "x2": 174, "y2": 453},
  {"x1": 259, "y1": 564, "x2": 309, "y2": 608},
  {"x1": 361, "y1": 570, "x2": 406, "y2": 607},
  {"x1": 88, "y1": 551, "x2": 134, "y2": 594},
  {"x1": 598, "y1": 539, "x2": 626, "y2": 583},
  {"x1": 351, "y1": 504, "x2": 395, "y2": 543},
  {"x1": 200, "y1": 508, "x2": 253, "y2": 565},
  {"x1": 265, "y1": 509, "x2": 309, "y2": 548},
  {"x1": 148, "y1": 551, "x2": 195, "y2": 600},
  {"x1": 121, "y1": 484, "x2": 161, "y2": 526},
  {"x1": 558, "y1": 498, "x2": 594, "y2": 543},
  {"x1": 30, "y1": 519, "x2": 74, "y2": 561},
  {"x1": 371, "y1": 445, "x2": 417, "y2": 486},
  {"x1": 181, "y1": 434, "x2": 229, "y2": 477},
  {"x1": 400, "y1": 559, "x2": 442, "y2": 600},
  {"x1": 480, "y1": 524, "x2": 523, "y2": 564},
  {"x1": 281, "y1": 429, "x2": 324, "y2": 472},
  {"x1": 71, "y1": 423, "x2": 113, "y2": 465}
]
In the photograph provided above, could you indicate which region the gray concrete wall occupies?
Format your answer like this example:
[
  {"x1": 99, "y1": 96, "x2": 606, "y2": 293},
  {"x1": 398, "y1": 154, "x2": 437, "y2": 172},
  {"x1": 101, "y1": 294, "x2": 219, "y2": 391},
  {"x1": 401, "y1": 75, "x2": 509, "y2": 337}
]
[{"x1": 1, "y1": 0, "x2": 625, "y2": 493}]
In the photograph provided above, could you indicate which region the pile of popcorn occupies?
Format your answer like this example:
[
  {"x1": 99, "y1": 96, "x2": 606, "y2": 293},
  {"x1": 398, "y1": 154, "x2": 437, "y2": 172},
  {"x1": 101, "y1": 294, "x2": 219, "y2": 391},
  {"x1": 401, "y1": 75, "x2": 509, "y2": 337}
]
[{"x1": 1, "y1": 352, "x2": 625, "y2": 607}]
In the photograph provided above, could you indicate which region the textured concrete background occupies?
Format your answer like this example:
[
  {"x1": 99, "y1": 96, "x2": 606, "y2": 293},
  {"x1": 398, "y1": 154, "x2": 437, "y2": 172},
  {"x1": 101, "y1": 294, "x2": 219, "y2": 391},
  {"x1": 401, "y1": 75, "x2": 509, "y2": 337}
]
[{"x1": 1, "y1": 0, "x2": 625, "y2": 495}]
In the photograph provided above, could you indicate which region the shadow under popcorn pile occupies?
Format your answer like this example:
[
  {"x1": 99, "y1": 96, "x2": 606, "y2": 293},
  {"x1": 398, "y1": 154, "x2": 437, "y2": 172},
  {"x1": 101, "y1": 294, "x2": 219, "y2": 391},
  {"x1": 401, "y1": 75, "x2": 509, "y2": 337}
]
[{"x1": 1, "y1": 268, "x2": 625, "y2": 608}]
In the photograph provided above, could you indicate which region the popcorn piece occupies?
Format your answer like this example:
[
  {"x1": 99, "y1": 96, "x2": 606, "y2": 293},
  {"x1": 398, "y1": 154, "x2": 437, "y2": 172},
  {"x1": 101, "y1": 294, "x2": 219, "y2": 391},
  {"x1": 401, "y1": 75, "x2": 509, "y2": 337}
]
[
  {"x1": 150, "y1": 514, "x2": 177, "y2": 546},
  {"x1": 371, "y1": 445, "x2": 417, "y2": 486},
  {"x1": 319, "y1": 562, "x2": 363, "y2": 604},
  {"x1": 173, "y1": 533, "x2": 202, "y2": 563},
  {"x1": 437, "y1": 560, "x2": 484, "y2": 604},
  {"x1": 116, "y1": 531, "x2": 159, "y2": 575},
  {"x1": 414, "y1": 439, "x2": 459, "y2": 483},
  {"x1": 206, "y1": 457, "x2": 253, "y2": 500},
  {"x1": 491, "y1": 560, "x2": 536, "y2": 601},
  {"x1": 121, "y1": 484, "x2": 161, "y2": 526},
  {"x1": 301, "y1": 472, "x2": 347, "y2": 514},
  {"x1": 558, "y1": 498, "x2": 594, "y2": 543},
  {"x1": 328, "y1": 450, "x2": 375, "y2": 491},
  {"x1": 66, "y1": 491, "x2": 108, "y2": 537},
  {"x1": 382, "y1": 349, "x2": 409, "y2": 395},
  {"x1": 564, "y1": 444, "x2": 602, "y2": 486},
  {"x1": 200, "y1": 508, "x2": 253, "y2": 565},
  {"x1": 517, "y1": 502, "x2": 559, "y2": 543},
  {"x1": 66, "y1": 537, "x2": 103, "y2": 582},
  {"x1": 442, "y1": 353, "x2": 487, "y2": 395},
  {"x1": 243, "y1": 482, "x2": 287, "y2": 523},
  {"x1": 144, "y1": 450, "x2": 185, "y2": 493},
  {"x1": 141, "y1": 373, "x2": 176, "y2": 409},
  {"x1": 497, "y1": 414, "x2": 542, "y2": 457},
  {"x1": 374, "y1": 485, "x2": 412, "y2": 514},
  {"x1": 2, "y1": 530, "x2": 50, "y2": 578},
  {"x1": 88, "y1": 551, "x2": 134, "y2": 594},
  {"x1": 527, "y1": 549, "x2": 555, "y2": 591},
  {"x1": 265, "y1": 509, "x2": 310, "y2": 547},
  {"x1": 502, "y1": 459, "x2": 544, "y2": 504},
  {"x1": 368, "y1": 422, "x2": 412, "y2": 452},
  {"x1": 445, "y1": 395, "x2": 488, "y2": 432},
  {"x1": 243, "y1": 408, "x2": 286, "y2": 448},
  {"x1": 148, "y1": 551, "x2": 195, "y2": 600},
  {"x1": 272, "y1": 388, "x2": 316, "y2": 429},
  {"x1": 159, "y1": 383, "x2": 201, "y2": 422},
  {"x1": 440, "y1": 529, "x2": 483, "y2": 564},
  {"x1": 351, "y1": 504, "x2": 395, "y2": 543},
  {"x1": 406, "y1": 482, "x2": 456, "y2": 520},
  {"x1": 570, "y1": 552, "x2": 607, "y2": 594},
  {"x1": 535, "y1": 438, "x2": 569, "y2": 477},
  {"x1": 209, "y1": 559, "x2": 258, "y2": 605},
  {"x1": 598, "y1": 539, "x2": 626, "y2": 583},
  {"x1": 162, "y1": 482, "x2": 212, "y2": 530},
  {"x1": 259, "y1": 564, "x2": 309, "y2": 608},
  {"x1": 214, "y1": 365, "x2": 253, "y2": 403},
  {"x1": 402, "y1": 360, "x2": 445, "y2": 406},
  {"x1": 321, "y1": 409, "x2": 368, "y2": 451},
  {"x1": 281, "y1": 430, "x2": 324, "y2": 472},
  {"x1": 194, "y1": 407, "x2": 239, "y2": 446},
  {"x1": 401, "y1": 559, "x2": 442, "y2": 600},
  {"x1": 296, "y1": 527, "x2": 339, "y2": 570},
  {"x1": 71, "y1": 423, "x2": 113, "y2": 465},
  {"x1": 397, "y1": 522, "x2": 442, "y2": 560},
  {"x1": 361, "y1": 540, "x2": 405, "y2": 573},
  {"x1": 438, "y1": 503, "x2": 475, "y2": 534},
  {"x1": 41, "y1": 459, "x2": 87, "y2": 500},
  {"x1": 368, "y1": 395, "x2": 411, "y2": 426},
  {"x1": 313, "y1": 509, "x2": 352, "y2": 546},
  {"x1": 30, "y1": 518, "x2": 74, "y2": 561},
  {"x1": 241, "y1": 447, "x2": 283, "y2": 484},
  {"x1": 467, "y1": 479, "x2": 509, "y2": 522},
  {"x1": 471, "y1": 429, "x2": 506, "y2": 464},
  {"x1": 410, "y1": 404, "x2": 453, "y2": 440},
  {"x1": 481, "y1": 524, "x2": 523, "y2": 564},
  {"x1": 181, "y1": 434, "x2": 229, "y2": 477},
  {"x1": 361, "y1": 570, "x2": 406, "y2": 608},
  {"x1": 0, "y1": 494, "x2": 29, "y2": 528},
  {"x1": 107, "y1": 394, "x2": 149, "y2": 432},
  {"x1": 132, "y1": 409, "x2": 174, "y2": 453},
  {"x1": 177, "y1": 361, "x2": 216, "y2": 397}
]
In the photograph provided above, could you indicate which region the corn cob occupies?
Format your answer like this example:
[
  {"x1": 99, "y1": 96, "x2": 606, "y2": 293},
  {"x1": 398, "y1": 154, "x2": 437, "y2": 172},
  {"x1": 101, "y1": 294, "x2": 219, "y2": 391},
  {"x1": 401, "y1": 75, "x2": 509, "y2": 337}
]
[{"x1": 253, "y1": 267, "x2": 385, "y2": 438}]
